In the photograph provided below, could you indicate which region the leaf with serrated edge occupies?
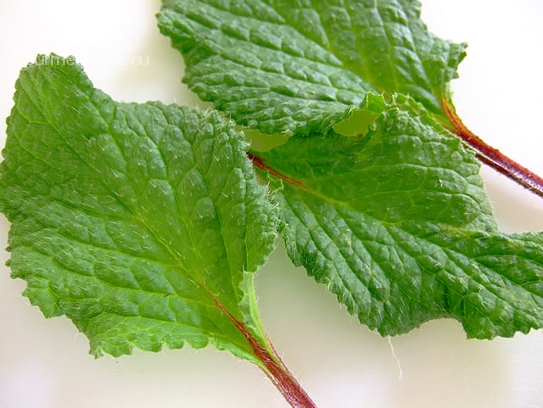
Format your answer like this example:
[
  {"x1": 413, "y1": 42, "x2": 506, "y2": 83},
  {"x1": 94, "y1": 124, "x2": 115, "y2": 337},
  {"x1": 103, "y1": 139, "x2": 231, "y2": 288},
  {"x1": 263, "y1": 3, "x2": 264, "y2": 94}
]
[
  {"x1": 0, "y1": 54, "x2": 279, "y2": 363},
  {"x1": 157, "y1": 0, "x2": 465, "y2": 135},
  {"x1": 252, "y1": 94, "x2": 543, "y2": 338}
]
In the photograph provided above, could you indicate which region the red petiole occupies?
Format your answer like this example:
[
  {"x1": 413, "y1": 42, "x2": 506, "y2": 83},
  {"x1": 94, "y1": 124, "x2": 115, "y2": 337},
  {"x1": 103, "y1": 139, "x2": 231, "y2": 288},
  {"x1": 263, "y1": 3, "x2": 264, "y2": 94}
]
[{"x1": 442, "y1": 100, "x2": 543, "y2": 199}]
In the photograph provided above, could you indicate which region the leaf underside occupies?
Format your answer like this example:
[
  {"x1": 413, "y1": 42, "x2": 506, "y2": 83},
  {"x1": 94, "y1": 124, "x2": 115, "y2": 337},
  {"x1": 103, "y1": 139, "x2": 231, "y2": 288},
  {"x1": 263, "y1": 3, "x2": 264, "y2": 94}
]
[
  {"x1": 0, "y1": 54, "x2": 277, "y2": 360},
  {"x1": 256, "y1": 97, "x2": 543, "y2": 338}
]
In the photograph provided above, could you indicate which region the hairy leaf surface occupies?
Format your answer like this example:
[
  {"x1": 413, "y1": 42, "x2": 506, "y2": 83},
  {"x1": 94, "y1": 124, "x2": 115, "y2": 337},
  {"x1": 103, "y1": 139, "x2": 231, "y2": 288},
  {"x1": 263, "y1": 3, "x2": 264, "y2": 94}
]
[
  {"x1": 157, "y1": 0, "x2": 465, "y2": 135},
  {"x1": 0, "y1": 55, "x2": 277, "y2": 360},
  {"x1": 254, "y1": 96, "x2": 543, "y2": 338}
]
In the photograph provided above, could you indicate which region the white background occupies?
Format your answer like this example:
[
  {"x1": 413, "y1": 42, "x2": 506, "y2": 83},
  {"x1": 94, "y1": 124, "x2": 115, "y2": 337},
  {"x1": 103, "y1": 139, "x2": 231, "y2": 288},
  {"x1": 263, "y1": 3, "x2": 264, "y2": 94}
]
[{"x1": 1, "y1": 1, "x2": 543, "y2": 407}]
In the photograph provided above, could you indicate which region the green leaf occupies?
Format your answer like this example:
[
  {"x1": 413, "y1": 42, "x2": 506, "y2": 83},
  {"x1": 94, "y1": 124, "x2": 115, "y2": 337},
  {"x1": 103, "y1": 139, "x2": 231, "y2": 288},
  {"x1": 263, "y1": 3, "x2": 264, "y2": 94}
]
[
  {"x1": 157, "y1": 0, "x2": 465, "y2": 135},
  {"x1": 253, "y1": 95, "x2": 543, "y2": 338},
  {"x1": 0, "y1": 54, "x2": 278, "y2": 362}
]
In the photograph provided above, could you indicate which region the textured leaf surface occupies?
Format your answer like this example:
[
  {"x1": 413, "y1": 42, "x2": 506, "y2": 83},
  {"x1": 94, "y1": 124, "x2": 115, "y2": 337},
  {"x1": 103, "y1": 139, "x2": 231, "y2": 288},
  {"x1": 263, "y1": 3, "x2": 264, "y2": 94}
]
[
  {"x1": 254, "y1": 96, "x2": 543, "y2": 338},
  {"x1": 0, "y1": 55, "x2": 277, "y2": 360},
  {"x1": 157, "y1": 0, "x2": 465, "y2": 135}
]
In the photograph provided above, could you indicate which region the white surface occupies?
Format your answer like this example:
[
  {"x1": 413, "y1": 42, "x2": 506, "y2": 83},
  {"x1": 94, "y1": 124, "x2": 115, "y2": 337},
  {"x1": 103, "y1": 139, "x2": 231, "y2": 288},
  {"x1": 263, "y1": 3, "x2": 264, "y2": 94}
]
[{"x1": 1, "y1": 1, "x2": 543, "y2": 407}]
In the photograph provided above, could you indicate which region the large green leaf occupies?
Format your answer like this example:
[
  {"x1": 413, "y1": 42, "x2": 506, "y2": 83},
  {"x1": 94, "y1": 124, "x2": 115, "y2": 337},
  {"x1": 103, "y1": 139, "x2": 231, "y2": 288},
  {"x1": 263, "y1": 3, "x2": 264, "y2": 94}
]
[
  {"x1": 157, "y1": 0, "x2": 465, "y2": 135},
  {"x1": 0, "y1": 54, "x2": 278, "y2": 361},
  {"x1": 254, "y1": 95, "x2": 543, "y2": 338}
]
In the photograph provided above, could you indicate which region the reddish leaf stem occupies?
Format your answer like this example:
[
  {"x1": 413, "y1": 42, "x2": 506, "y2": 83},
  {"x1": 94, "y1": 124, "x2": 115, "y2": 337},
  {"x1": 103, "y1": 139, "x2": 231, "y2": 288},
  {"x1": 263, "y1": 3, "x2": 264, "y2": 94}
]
[
  {"x1": 213, "y1": 298, "x2": 317, "y2": 408},
  {"x1": 442, "y1": 100, "x2": 543, "y2": 199},
  {"x1": 247, "y1": 152, "x2": 306, "y2": 189}
]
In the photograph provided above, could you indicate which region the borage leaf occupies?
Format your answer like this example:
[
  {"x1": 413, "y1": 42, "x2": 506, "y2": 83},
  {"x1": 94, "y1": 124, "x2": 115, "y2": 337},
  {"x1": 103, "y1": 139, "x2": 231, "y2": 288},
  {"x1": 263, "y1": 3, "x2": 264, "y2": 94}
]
[
  {"x1": 157, "y1": 0, "x2": 464, "y2": 135},
  {"x1": 251, "y1": 95, "x2": 543, "y2": 338},
  {"x1": 0, "y1": 54, "x2": 319, "y2": 408},
  {"x1": 0, "y1": 53, "x2": 281, "y2": 362}
]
